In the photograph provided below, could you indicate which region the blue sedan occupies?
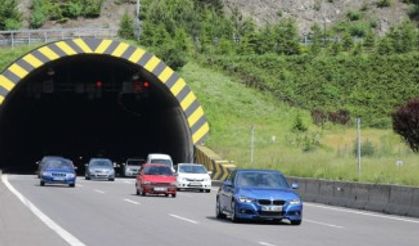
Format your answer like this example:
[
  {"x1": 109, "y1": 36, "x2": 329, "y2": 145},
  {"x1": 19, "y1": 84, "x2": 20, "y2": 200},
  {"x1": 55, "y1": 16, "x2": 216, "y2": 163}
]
[
  {"x1": 40, "y1": 158, "x2": 77, "y2": 187},
  {"x1": 216, "y1": 169, "x2": 303, "y2": 225}
]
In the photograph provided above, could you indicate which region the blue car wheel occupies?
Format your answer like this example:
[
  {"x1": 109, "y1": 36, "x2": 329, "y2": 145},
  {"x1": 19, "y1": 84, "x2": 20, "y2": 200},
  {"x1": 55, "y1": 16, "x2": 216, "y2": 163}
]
[
  {"x1": 216, "y1": 197, "x2": 226, "y2": 219},
  {"x1": 291, "y1": 220, "x2": 302, "y2": 225},
  {"x1": 230, "y1": 201, "x2": 240, "y2": 223}
]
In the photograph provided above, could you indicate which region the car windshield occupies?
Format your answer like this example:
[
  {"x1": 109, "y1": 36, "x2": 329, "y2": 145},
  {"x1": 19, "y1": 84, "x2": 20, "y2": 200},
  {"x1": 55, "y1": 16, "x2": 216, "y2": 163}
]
[
  {"x1": 150, "y1": 159, "x2": 172, "y2": 167},
  {"x1": 236, "y1": 172, "x2": 289, "y2": 189},
  {"x1": 143, "y1": 166, "x2": 172, "y2": 175},
  {"x1": 179, "y1": 165, "x2": 207, "y2": 174},
  {"x1": 90, "y1": 160, "x2": 112, "y2": 168},
  {"x1": 127, "y1": 160, "x2": 142, "y2": 166},
  {"x1": 44, "y1": 160, "x2": 73, "y2": 170}
]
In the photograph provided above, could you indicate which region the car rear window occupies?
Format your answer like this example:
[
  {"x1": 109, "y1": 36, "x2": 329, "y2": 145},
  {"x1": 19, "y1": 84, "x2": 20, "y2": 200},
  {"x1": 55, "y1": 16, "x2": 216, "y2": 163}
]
[{"x1": 143, "y1": 166, "x2": 173, "y2": 175}]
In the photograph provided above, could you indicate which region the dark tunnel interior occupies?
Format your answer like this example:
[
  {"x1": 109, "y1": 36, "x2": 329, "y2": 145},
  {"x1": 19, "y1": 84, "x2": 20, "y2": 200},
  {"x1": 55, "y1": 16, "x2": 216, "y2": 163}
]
[{"x1": 0, "y1": 55, "x2": 193, "y2": 174}]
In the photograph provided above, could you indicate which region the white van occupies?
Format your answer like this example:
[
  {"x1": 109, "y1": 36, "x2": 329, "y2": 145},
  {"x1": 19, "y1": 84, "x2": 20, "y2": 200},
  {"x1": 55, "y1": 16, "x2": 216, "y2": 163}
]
[{"x1": 146, "y1": 153, "x2": 174, "y2": 171}]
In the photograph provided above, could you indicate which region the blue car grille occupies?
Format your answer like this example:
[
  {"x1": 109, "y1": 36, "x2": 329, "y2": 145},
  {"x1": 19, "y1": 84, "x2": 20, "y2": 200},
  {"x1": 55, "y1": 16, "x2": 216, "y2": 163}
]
[
  {"x1": 259, "y1": 211, "x2": 284, "y2": 217},
  {"x1": 51, "y1": 173, "x2": 66, "y2": 177},
  {"x1": 258, "y1": 199, "x2": 286, "y2": 206}
]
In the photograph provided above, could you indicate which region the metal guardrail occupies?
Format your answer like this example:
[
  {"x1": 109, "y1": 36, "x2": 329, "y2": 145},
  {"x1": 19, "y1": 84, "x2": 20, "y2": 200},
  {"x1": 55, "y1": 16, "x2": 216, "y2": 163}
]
[{"x1": 0, "y1": 28, "x2": 119, "y2": 47}]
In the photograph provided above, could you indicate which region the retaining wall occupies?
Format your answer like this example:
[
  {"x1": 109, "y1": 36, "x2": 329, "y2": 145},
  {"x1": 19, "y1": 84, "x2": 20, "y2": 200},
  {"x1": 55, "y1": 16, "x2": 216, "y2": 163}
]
[{"x1": 287, "y1": 177, "x2": 419, "y2": 218}]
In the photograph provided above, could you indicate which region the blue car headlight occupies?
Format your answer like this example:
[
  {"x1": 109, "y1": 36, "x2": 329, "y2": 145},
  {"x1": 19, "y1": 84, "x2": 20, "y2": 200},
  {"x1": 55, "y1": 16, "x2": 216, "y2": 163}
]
[
  {"x1": 238, "y1": 196, "x2": 255, "y2": 203},
  {"x1": 42, "y1": 171, "x2": 51, "y2": 177},
  {"x1": 289, "y1": 199, "x2": 301, "y2": 205},
  {"x1": 66, "y1": 173, "x2": 75, "y2": 179}
]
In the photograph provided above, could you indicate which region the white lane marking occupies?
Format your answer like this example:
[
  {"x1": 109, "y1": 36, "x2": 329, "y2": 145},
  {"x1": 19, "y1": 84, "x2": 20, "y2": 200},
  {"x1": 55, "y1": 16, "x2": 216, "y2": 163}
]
[
  {"x1": 211, "y1": 188, "x2": 219, "y2": 192},
  {"x1": 94, "y1": 189, "x2": 105, "y2": 194},
  {"x1": 124, "y1": 199, "x2": 140, "y2": 205},
  {"x1": 305, "y1": 203, "x2": 419, "y2": 224},
  {"x1": 123, "y1": 180, "x2": 131, "y2": 184},
  {"x1": 1, "y1": 175, "x2": 86, "y2": 246},
  {"x1": 169, "y1": 214, "x2": 199, "y2": 224},
  {"x1": 258, "y1": 241, "x2": 277, "y2": 246},
  {"x1": 304, "y1": 219, "x2": 344, "y2": 229}
]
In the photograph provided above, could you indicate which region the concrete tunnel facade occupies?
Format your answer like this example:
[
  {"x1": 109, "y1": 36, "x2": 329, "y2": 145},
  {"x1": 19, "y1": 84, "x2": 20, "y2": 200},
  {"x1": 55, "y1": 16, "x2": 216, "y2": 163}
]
[{"x1": 0, "y1": 38, "x2": 209, "y2": 173}]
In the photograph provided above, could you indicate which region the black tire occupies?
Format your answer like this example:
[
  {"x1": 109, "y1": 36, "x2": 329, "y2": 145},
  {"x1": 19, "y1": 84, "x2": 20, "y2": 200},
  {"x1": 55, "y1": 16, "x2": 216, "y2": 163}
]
[
  {"x1": 216, "y1": 197, "x2": 226, "y2": 219},
  {"x1": 109, "y1": 178, "x2": 115, "y2": 181},
  {"x1": 140, "y1": 186, "x2": 146, "y2": 196},
  {"x1": 69, "y1": 183, "x2": 75, "y2": 188},
  {"x1": 230, "y1": 200, "x2": 240, "y2": 223},
  {"x1": 136, "y1": 185, "x2": 140, "y2": 195},
  {"x1": 85, "y1": 176, "x2": 90, "y2": 180},
  {"x1": 205, "y1": 189, "x2": 211, "y2": 193},
  {"x1": 40, "y1": 181, "x2": 45, "y2": 186},
  {"x1": 172, "y1": 193, "x2": 176, "y2": 198},
  {"x1": 291, "y1": 220, "x2": 302, "y2": 225}
]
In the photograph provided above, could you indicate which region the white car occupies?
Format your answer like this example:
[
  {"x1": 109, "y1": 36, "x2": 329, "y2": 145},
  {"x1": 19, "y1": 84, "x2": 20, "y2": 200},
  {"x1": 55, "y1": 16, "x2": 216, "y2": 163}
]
[
  {"x1": 123, "y1": 158, "x2": 144, "y2": 177},
  {"x1": 175, "y1": 163, "x2": 212, "y2": 193},
  {"x1": 146, "y1": 153, "x2": 174, "y2": 172}
]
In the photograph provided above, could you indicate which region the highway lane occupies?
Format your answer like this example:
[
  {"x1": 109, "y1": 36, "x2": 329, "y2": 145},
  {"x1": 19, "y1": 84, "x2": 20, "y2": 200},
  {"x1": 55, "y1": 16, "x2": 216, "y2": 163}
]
[{"x1": 2, "y1": 174, "x2": 419, "y2": 246}]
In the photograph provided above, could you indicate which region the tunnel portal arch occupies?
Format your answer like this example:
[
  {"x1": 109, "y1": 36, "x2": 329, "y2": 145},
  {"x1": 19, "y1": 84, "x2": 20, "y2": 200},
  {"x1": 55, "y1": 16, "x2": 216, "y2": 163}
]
[{"x1": 0, "y1": 38, "x2": 209, "y2": 172}]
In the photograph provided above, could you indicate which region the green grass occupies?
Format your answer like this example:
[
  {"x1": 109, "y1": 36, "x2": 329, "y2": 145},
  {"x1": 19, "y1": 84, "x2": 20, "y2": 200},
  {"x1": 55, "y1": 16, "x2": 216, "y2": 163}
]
[{"x1": 180, "y1": 61, "x2": 419, "y2": 186}]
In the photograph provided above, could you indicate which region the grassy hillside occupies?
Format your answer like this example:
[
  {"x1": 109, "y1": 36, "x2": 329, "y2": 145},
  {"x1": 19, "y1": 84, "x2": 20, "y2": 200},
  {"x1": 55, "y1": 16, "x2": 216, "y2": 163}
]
[
  {"x1": 180, "y1": 62, "x2": 419, "y2": 186},
  {"x1": 203, "y1": 53, "x2": 419, "y2": 128}
]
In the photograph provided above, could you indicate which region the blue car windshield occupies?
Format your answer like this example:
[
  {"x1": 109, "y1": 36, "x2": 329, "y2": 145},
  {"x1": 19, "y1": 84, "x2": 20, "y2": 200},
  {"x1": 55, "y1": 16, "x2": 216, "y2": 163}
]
[
  {"x1": 236, "y1": 172, "x2": 289, "y2": 189},
  {"x1": 179, "y1": 165, "x2": 207, "y2": 174},
  {"x1": 44, "y1": 160, "x2": 73, "y2": 170}
]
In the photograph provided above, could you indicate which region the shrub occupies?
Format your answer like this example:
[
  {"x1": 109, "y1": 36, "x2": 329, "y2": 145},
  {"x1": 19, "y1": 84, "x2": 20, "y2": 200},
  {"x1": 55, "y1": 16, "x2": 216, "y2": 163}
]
[
  {"x1": 392, "y1": 98, "x2": 419, "y2": 152},
  {"x1": 377, "y1": 0, "x2": 392, "y2": 8},
  {"x1": 347, "y1": 11, "x2": 361, "y2": 21},
  {"x1": 0, "y1": 0, "x2": 22, "y2": 30},
  {"x1": 292, "y1": 114, "x2": 308, "y2": 132},
  {"x1": 118, "y1": 12, "x2": 135, "y2": 40},
  {"x1": 353, "y1": 139, "x2": 376, "y2": 157}
]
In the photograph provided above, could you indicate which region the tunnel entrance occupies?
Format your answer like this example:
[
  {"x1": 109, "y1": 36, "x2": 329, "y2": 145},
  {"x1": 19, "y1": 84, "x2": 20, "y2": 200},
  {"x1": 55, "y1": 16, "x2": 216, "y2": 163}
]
[{"x1": 0, "y1": 39, "x2": 209, "y2": 173}]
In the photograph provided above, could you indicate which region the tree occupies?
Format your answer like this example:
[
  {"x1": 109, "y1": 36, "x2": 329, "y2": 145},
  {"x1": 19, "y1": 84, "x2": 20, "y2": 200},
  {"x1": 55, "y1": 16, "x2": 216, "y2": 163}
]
[
  {"x1": 392, "y1": 98, "x2": 419, "y2": 152},
  {"x1": 341, "y1": 32, "x2": 353, "y2": 51},
  {"x1": 0, "y1": 0, "x2": 21, "y2": 30},
  {"x1": 309, "y1": 23, "x2": 323, "y2": 55},
  {"x1": 363, "y1": 30, "x2": 376, "y2": 51},
  {"x1": 118, "y1": 12, "x2": 135, "y2": 40},
  {"x1": 272, "y1": 18, "x2": 300, "y2": 55}
]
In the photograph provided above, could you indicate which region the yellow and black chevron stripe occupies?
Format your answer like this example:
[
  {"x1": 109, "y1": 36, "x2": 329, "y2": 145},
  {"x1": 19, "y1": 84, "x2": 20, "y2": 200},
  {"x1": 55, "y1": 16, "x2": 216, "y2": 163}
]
[
  {"x1": 0, "y1": 38, "x2": 209, "y2": 144},
  {"x1": 195, "y1": 145, "x2": 236, "y2": 181}
]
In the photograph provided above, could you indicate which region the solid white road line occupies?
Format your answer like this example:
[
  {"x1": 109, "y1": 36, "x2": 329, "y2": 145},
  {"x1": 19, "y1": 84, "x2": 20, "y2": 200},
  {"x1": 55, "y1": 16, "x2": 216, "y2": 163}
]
[
  {"x1": 305, "y1": 203, "x2": 419, "y2": 224},
  {"x1": 1, "y1": 175, "x2": 86, "y2": 246},
  {"x1": 124, "y1": 198, "x2": 140, "y2": 205},
  {"x1": 258, "y1": 241, "x2": 277, "y2": 246},
  {"x1": 304, "y1": 219, "x2": 344, "y2": 229},
  {"x1": 169, "y1": 214, "x2": 199, "y2": 224},
  {"x1": 94, "y1": 189, "x2": 105, "y2": 194}
]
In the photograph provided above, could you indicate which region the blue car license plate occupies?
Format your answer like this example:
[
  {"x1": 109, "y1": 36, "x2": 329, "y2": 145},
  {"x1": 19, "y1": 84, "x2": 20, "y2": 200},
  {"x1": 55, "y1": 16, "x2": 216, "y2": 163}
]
[{"x1": 261, "y1": 206, "x2": 282, "y2": 212}]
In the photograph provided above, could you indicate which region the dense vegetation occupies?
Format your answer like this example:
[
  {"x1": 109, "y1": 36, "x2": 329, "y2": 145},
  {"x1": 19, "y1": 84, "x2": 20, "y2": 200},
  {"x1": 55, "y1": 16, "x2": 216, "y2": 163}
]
[
  {"x1": 31, "y1": 0, "x2": 104, "y2": 28},
  {"x1": 0, "y1": 0, "x2": 21, "y2": 30}
]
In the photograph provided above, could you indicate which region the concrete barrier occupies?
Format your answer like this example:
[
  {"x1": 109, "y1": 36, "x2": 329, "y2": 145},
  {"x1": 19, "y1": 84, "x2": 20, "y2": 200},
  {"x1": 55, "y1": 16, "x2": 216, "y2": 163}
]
[
  {"x1": 408, "y1": 189, "x2": 419, "y2": 217},
  {"x1": 288, "y1": 176, "x2": 419, "y2": 218},
  {"x1": 386, "y1": 186, "x2": 413, "y2": 216}
]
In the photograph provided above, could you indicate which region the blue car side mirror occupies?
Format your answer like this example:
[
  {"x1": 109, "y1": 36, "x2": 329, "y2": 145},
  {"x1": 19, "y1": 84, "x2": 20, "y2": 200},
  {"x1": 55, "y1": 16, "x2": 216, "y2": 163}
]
[{"x1": 291, "y1": 183, "x2": 299, "y2": 189}]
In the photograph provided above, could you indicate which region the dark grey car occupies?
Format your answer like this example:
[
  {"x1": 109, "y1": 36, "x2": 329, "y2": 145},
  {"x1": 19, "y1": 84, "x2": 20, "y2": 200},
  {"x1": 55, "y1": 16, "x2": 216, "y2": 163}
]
[{"x1": 85, "y1": 158, "x2": 115, "y2": 181}]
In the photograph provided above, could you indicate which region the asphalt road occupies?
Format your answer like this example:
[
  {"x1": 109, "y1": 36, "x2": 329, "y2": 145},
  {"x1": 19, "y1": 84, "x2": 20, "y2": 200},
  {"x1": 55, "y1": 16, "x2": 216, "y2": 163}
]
[{"x1": 1, "y1": 174, "x2": 419, "y2": 246}]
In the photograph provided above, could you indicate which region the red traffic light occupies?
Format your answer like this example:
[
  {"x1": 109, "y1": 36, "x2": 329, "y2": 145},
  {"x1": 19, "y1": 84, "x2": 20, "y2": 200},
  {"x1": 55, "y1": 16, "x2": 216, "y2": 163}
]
[
  {"x1": 143, "y1": 81, "x2": 150, "y2": 88},
  {"x1": 95, "y1": 80, "x2": 103, "y2": 88}
]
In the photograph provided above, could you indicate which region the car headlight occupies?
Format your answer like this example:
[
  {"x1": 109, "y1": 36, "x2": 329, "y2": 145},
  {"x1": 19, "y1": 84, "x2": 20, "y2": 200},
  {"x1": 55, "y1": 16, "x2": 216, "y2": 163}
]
[
  {"x1": 170, "y1": 182, "x2": 177, "y2": 186},
  {"x1": 182, "y1": 177, "x2": 188, "y2": 182},
  {"x1": 42, "y1": 172, "x2": 51, "y2": 177},
  {"x1": 289, "y1": 199, "x2": 301, "y2": 205},
  {"x1": 204, "y1": 177, "x2": 211, "y2": 182},
  {"x1": 238, "y1": 197, "x2": 255, "y2": 203},
  {"x1": 67, "y1": 173, "x2": 75, "y2": 178}
]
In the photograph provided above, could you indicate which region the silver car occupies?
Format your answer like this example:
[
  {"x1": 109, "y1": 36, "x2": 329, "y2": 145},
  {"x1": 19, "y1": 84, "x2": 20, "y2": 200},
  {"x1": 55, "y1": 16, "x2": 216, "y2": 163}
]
[{"x1": 85, "y1": 158, "x2": 115, "y2": 181}]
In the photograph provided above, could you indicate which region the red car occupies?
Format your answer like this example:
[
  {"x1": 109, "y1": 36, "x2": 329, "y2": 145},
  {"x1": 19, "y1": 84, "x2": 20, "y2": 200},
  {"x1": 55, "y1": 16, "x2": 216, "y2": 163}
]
[{"x1": 136, "y1": 164, "x2": 177, "y2": 197}]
